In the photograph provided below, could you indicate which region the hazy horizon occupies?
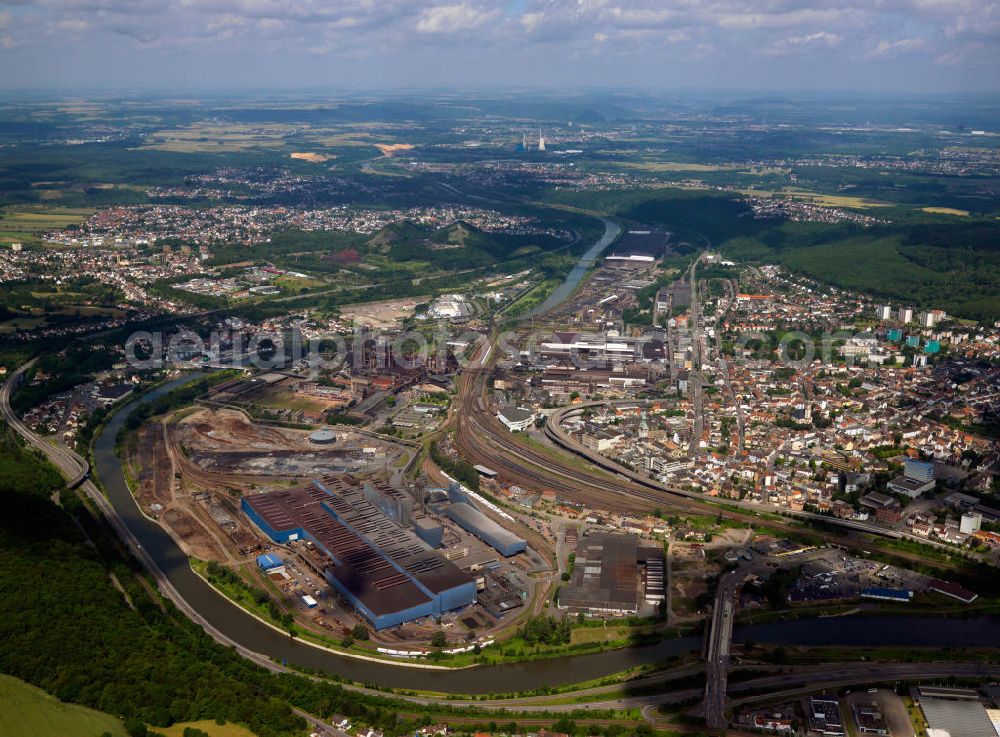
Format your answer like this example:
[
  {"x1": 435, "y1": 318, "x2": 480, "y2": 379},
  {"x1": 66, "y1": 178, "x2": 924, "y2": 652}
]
[{"x1": 1, "y1": 1, "x2": 998, "y2": 93}]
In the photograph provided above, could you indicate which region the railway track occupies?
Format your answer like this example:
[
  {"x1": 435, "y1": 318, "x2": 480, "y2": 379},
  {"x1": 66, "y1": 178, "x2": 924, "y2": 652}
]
[
  {"x1": 449, "y1": 355, "x2": 986, "y2": 579},
  {"x1": 454, "y1": 372, "x2": 705, "y2": 515}
]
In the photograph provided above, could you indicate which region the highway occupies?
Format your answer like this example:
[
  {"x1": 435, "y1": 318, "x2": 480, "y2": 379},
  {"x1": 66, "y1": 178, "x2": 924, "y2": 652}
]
[
  {"x1": 726, "y1": 661, "x2": 1000, "y2": 706},
  {"x1": 1, "y1": 359, "x2": 90, "y2": 488},
  {"x1": 687, "y1": 252, "x2": 708, "y2": 458},
  {"x1": 375, "y1": 659, "x2": 1000, "y2": 714},
  {"x1": 710, "y1": 280, "x2": 746, "y2": 456}
]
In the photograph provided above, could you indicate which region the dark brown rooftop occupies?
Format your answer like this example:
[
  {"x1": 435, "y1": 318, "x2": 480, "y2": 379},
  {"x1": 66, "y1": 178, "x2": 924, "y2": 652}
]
[{"x1": 244, "y1": 478, "x2": 471, "y2": 616}]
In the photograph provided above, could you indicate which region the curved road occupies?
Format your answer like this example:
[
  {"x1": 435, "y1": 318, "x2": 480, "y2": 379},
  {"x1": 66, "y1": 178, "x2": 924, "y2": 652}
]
[
  {"x1": 85, "y1": 375, "x2": 711, "y2": 691},
  {"x1": 5, "y1": 214, "x2": 997, "y2": 709},
  {"x1": 542, "y1": 400, "x2": 971, "y2": 562}
]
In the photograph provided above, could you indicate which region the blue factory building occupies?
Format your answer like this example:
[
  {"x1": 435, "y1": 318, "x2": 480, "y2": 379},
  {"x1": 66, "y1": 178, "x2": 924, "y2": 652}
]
[
  {"x1": 447, "y1": 501, "x2": 527, "y2": 557},
  {"x1": 256, "y1": 553, "x2": 284, "y2": 571},
  {"x1": 243, "y1": 477, "x2": 475, "y2": 630},
  {"x1": 412, "y1": 516, "x2": 444, "y2": 548}
]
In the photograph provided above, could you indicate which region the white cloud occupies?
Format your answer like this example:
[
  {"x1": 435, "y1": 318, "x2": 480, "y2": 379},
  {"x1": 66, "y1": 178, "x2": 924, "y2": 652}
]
[
  {"x1": 763, "y1": 30, "x2": 843, "y2": 55},
  {"x1": 0, "y1": 0, "x2": 996, "y2": 88},
  {"x1": 871, "y1": 36, "x2": 927, "y2": 57},
  {"x1": 716, "y1": 8, "x2": 846, "y2": 30},
  {"x1": 53, "y1": 17, "x2": 87, "y2": 32},
  {"x1": 602, "y1": 7, "x2": 679, "y2": 28},
  {"x1": 520, "y1": 11, "x2": 544, "y2": 32},
  {"x1": 415, "y1": 3, "x2": 498, "y2": 33}
]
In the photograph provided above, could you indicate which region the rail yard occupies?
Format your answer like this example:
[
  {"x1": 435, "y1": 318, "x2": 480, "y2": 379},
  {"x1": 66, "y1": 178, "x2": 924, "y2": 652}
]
[{"x1": 6, "y1": 191, "x2": 1000, "y2": 737}]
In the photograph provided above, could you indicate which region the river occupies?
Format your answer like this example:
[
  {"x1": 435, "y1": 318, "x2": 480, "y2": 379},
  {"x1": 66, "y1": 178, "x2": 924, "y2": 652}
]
[
  {"x1": 92, "y1": 374, "x2": 1000, "y2": 694},
  {"x1": 524, "y1": 218, "x2": 621, "y2": 319},
  {"x1": 739, "y1": 614, "x2": 1000, "y2": 649},
  {"x1": 93, "y1": 376, "x2": 703, "y2": 691}
]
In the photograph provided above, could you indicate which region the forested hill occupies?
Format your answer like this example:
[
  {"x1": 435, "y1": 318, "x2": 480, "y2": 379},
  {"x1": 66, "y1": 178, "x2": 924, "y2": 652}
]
[{"x1": 0, "y1": 423, "x2": 405, "y2": 737}]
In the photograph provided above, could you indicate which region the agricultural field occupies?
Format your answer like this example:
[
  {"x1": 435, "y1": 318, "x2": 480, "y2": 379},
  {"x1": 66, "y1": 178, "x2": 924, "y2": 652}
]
[
  {"x1": 374, "y1": 142, "x2": 415, "y2": 156},
  {"x1": 734, "y1": 187, "x2": 892, "y2": 209},
  {"x1": 0, "y1": 673, "x2": 128, "y2": 737},
  {"x1": 0, "y1": 206, "x2": 95, "y2": 246},
  {"x1": 139, "y1": 122, "x2": 295, "y2": 152},
  {"x1": 922, "y1": 206, "x2": 970, "y2": 216},
  {"x1": 151, "y1": 719, "x2": 259, "y2": 737},
  {"x1": 289, "y1": 151, "x2": 332, "y2": 163},
  {"x1": 613, "y1": 160, "x2": 782, "y2": 174},
  {"x1": 782, "y1": 190, "x2": 892, "y2": 209},
  {"x1": 139, "y1": 121, "x2": 423, "y2": 161}
]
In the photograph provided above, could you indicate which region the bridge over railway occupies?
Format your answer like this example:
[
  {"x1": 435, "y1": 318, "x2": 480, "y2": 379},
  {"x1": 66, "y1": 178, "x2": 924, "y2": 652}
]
[{"x1": 4, "y1": 214, "x2": 997, "y2": 718}]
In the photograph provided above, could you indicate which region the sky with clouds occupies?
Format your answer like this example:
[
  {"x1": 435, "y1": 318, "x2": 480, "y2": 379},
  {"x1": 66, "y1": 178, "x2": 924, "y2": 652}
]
[{"x1": 0, "y1": 0, "x2": 997, "y2": 92}]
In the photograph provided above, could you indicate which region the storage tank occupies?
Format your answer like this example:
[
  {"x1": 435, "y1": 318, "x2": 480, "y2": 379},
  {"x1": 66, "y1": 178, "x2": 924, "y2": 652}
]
[{"x1": 309, "y1": 429, "x2": 337, "y2": 445}]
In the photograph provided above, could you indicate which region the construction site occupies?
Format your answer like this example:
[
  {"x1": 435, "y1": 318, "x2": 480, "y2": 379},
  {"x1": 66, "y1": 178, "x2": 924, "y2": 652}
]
[{"x1": 173, "y1": 407, "x2": 409, "y2": 477}]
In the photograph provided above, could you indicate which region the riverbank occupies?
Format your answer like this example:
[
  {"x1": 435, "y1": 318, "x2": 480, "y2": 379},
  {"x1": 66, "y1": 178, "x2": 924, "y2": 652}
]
[
  {"x1": 523, "y1": 218, "x2": 621, "y2": 319},
  {"x1": 91, "y1": 377, "x2": 1000, "y2": 697},
  {"x1": 90, "y1": 372, "x2": 715, "y2": 691}
]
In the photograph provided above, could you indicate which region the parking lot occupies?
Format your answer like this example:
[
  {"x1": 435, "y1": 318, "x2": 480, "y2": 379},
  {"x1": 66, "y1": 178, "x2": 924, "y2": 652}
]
[
  {"x1": 843, "y1": 688, "x2": 915, "y2": 737},
  {"x1": 785, "y1": 548, "x2": 935, "y2": 605}
]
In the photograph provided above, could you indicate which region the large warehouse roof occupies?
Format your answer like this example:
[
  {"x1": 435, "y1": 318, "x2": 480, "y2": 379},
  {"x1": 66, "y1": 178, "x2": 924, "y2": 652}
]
[
  {"x1": 446, "y1": 501, "x2": 526, "y2": 556},
  {"x1": 244, "y1": 478, "x2": 471, "y2": 618},
  {"x1": 560, "y1": 532, "x2": 639, "y2": 612},
  {"x1": 919, "y1": 698, "x2": 995, "y2": 737}
]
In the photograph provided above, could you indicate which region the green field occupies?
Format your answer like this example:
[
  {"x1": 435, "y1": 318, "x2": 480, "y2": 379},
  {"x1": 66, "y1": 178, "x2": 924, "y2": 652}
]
[
  {"x1": 0, "y1": 206, "x2": 95, "y2": 246},
  {"x1": 139, "y1": 122, "x2": 294, "y2": 153},
  {"x1": 152, "y1": 720, "x2": 259, "y2": 737},
  {"x1": 274, "y1": 273, "x2": 328, "y2": 292},
  {"x1": 0, "y1": 673, "x2": 128, "y2": 737}
]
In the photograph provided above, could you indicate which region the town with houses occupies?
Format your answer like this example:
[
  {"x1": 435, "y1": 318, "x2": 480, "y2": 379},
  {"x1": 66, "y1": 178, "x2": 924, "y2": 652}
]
[{"x1": 2, "y1": 111, "x2": 1000, "y2": 737}]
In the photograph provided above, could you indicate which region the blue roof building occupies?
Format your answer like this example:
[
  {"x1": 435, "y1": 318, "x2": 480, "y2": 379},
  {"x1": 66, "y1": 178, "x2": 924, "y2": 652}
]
[
  {"x1": 256, "y1": 553, "x2": 284, "y2": 571},
  {"x1": 243, "y1": 478, "x2": 475, "y2": 630},
  {"x1": 904, "y1": 459, "x2": 934, "y2": 483},
  {"x1": 447, "y1": 502, "x2": 527, "y2": 556},
  {"x1": 861, "y1": 587, "x2": 913, "y2": 602}
]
